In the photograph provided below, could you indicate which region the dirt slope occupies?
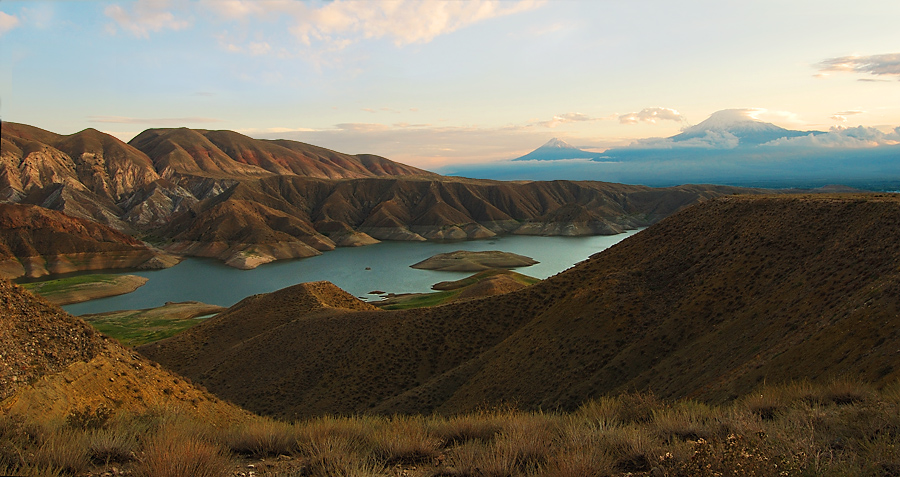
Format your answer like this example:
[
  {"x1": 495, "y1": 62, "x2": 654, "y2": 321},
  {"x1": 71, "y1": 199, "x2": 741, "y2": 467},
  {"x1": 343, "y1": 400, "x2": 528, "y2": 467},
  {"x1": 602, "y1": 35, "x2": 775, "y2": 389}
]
[
  {"x1": 0, "y1": 279, "x2": 245, "y2": 423},
  {"x1": 139, "y1": 194, "x2": 900, "y2": 418}
]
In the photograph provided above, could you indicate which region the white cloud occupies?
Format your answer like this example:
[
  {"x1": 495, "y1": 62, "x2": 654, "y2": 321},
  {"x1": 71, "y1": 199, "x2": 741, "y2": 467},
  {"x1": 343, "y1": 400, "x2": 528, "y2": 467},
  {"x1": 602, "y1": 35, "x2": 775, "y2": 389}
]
[
  {"x1": 248, "y1": 41, "x2": 271, "y2": 56},
  {"x1": 816, "y1": 53, "x2": 900, "y2": 80},
  {"x1": 0, "y1": 11, "x2": 19, "y2": 36},
  {"x1": 628, "y1": 131, "x2": 740, "y2": 150},
  {"x1": 830, "y1": 110, "x2": 864, "y2": 123},
  {"x1": 534, "y1": 112, "x2": 599, "y2": 128},
  {"x1": 105, "y1": 0, "x2": 190, "y2": 38},
  {"x1": 206, "y1": 0, "x2": 543, "y2": 51},
  {"x1": 619, "y1": 107, "x2": 685, "y2": 125},
  {"x1": 763, "y1": 126, "x2": 900, "y2": 148}
]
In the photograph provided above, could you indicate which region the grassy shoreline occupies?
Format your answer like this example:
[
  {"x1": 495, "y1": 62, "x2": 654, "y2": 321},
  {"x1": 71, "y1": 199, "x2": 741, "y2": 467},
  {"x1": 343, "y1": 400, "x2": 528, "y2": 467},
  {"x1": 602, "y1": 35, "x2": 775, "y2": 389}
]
[{"x1": 21, "y1": 274, "x2": 148, "y2": 305}]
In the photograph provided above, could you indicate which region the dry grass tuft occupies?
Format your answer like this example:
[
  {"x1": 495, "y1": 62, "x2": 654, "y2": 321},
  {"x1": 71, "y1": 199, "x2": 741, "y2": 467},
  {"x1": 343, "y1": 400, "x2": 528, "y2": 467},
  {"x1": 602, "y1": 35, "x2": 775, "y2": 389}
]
[
  {"x1": 370, "y1": 415, "x2": 440, "y2": 465},
  {"x1": 32, "y1": 427, "x2": 90, "y2": 475},
  {"x1": 87, "y1": 427, "x2": 138, "y2": 464},
  {"x1": 429, "y1": 413, "x2": 502, "y2": 445},
  {"x1": 226, "y1": 417, "x2": 298, "y2": 458},
  {"x1": 135, "y1": 428, "x2": 230, "y2": 477}
]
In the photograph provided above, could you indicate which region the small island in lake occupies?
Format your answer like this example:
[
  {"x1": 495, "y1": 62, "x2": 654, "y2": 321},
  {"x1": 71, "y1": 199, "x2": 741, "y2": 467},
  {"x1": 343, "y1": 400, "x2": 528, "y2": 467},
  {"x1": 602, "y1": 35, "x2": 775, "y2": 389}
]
[{"x1": 410, "y1": 250, "x2": 538, "y2": 272}]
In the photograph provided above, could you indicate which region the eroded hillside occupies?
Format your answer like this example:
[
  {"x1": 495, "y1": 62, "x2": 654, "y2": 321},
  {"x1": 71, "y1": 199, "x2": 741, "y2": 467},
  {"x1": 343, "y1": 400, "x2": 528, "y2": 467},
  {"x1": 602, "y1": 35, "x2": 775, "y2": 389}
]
[
  {"x1": 139, "y1": 194, "x2": 900, "y2": 418},
  {"x1": 0, "y1": 203, "x2": 177, "y2": 279},
  {"x1": 2, "y1": 122, "x2": 760, "y2": 270}
]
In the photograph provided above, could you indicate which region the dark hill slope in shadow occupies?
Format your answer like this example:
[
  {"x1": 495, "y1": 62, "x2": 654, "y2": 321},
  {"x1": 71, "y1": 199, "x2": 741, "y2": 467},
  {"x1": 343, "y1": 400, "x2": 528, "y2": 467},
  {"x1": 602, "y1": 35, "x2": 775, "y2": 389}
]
[{"x1": 140, "y1": 194, "x2": 900, "y2": 418}]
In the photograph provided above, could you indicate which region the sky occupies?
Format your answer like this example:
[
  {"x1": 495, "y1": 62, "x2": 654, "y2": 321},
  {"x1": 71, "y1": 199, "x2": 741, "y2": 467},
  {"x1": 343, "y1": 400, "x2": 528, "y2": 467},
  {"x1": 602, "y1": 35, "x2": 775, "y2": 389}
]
[{"x1": 1, "y1": 0, "x2": 899, "y2": 170}]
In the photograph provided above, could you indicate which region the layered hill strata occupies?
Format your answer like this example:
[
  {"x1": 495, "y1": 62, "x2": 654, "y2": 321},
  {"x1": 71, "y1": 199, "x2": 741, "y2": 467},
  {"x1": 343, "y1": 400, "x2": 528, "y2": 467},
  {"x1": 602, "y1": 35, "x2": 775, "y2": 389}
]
[
  {"x1": 139, "y1": 194, "x2": 900, "y2": 418},
  {"x1": 0, "y1": 203, "x2": 178, "y2": 279}
]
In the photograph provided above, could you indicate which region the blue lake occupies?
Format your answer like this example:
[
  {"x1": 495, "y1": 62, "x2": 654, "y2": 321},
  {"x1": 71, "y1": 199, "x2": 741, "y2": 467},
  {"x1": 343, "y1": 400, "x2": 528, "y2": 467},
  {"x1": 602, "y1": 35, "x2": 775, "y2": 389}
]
[{"x1": 62, "y1": 230, "x2": 642, "y2": 315}]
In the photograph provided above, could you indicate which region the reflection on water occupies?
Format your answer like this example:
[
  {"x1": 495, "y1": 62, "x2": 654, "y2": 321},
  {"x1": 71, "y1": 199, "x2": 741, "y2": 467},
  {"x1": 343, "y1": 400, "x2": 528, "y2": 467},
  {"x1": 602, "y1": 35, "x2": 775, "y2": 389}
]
[{"x1": 62, "y1": 230, "x2": 642, "y2": 315}]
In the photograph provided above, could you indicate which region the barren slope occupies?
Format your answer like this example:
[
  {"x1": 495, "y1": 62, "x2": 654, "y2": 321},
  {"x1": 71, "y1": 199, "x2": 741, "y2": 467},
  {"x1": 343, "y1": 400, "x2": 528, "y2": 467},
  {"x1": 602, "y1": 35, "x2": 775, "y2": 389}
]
[
  {"x1": 140, "y1": 194, "x2": 900, "y2": 418},
  {"x1": 0, "y1": 280, "x2": 245, "y2": 423}
]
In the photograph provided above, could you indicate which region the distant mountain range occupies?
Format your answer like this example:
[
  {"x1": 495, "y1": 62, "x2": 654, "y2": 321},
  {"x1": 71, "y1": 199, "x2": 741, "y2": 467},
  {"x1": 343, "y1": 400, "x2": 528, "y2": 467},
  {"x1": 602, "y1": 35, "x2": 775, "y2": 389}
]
[
  {"x1": 512, "y1": 138, "x2": 601, "y2": 161},
  {"x1": 444, "y1": 109, "x2": 900, "y2": 188}
]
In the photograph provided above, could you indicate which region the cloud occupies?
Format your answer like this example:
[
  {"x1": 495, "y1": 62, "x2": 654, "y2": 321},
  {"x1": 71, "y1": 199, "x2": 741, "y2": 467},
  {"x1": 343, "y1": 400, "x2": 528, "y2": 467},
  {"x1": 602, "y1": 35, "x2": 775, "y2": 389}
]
[
  {"x1": 831, "y1": 110, "x2": 864, "y2": 122},
  {"x1": 533, "y1": 112, "x2": 600, "y2": 128},
  {"x1": 206, "y1": 0, "x2": 543, "y2": 50},
  {"x1": 816, "y1": 53, "x2": 900, "y2": 81},
  {"x1": 619, "y1": 107, "x2": 685, "y2": 125},
  {"x1": 250, "y1": 121, "x2": 566, "y2": 168},
  {"x1": 88, "y1": 116, "x2": 221, "y2": 125},
  {"x1": 105, "y1": 0, "x2": 190, "y2": 38},
  {"x1": 763, "y1": 126, "x2": 900, "y2": 149},
  {"x1": 628, "y1": 131, "x2": 741, "y2": 150},
  {"x1": 0, "y1": 11, "x2": 19, "y2": 36}
]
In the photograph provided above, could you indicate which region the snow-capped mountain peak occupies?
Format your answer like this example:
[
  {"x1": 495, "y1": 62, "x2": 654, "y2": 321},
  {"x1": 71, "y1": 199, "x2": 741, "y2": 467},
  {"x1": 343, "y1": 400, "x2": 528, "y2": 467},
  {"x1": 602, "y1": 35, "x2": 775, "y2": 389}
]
[
  {"x1": 672, "y1": 109, "x2": 808, "y2": 146},
  {"x1": 542, "y1": 138, "x2": 578, "y2": 149},
  {"x1": 512, "y1": 138, "x2": 601, "y2": 161}
]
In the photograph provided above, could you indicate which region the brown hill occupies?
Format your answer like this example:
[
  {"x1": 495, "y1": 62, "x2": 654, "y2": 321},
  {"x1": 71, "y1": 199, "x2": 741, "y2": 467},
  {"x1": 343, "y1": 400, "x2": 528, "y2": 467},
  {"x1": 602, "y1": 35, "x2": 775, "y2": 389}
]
[
  {"x1": 0, "y1": 279, "x2": 245, "y2": 423},
  {"x1": 0, "y1": 203, "x2": 178, "y2": 279},
  {"x1": 2, "y1": 123, "x2": 160, "y2": 203},
  {"x1": 129, "y1": 127, "x2": 438, "y2": 180},
  {"x1": 140, "y1": 194, "x2": 900, "y2": 418}
]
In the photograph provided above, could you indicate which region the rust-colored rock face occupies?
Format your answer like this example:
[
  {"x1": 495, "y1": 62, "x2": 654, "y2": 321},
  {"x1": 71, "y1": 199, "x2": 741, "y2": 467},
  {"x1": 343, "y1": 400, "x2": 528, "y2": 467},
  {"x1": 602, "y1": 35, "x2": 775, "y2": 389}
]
[{"x1": 0, "y1": 203, "x2": 175, "y2": 279}]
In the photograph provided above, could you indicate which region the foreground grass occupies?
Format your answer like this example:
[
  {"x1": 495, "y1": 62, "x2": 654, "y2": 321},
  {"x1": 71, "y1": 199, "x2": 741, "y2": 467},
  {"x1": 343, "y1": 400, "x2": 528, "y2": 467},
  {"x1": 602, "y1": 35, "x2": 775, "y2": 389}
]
[{"x1": 2, "y1": 380, "x2": 899, "y2": 476}]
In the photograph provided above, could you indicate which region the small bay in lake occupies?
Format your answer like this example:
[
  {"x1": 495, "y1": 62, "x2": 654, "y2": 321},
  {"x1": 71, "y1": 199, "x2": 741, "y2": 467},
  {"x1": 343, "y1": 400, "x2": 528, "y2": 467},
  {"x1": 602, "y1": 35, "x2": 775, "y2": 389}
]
[{"x1": 62, "y1": 230, "x2": 642, "y2": 315}]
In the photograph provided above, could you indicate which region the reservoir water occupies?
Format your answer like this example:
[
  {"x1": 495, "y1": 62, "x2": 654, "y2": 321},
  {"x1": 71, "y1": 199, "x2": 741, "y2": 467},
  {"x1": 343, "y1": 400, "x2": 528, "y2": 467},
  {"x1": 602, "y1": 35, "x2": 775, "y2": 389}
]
[{"x1": 62, "y1": 230, "x2": 642, "y2": 315}]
